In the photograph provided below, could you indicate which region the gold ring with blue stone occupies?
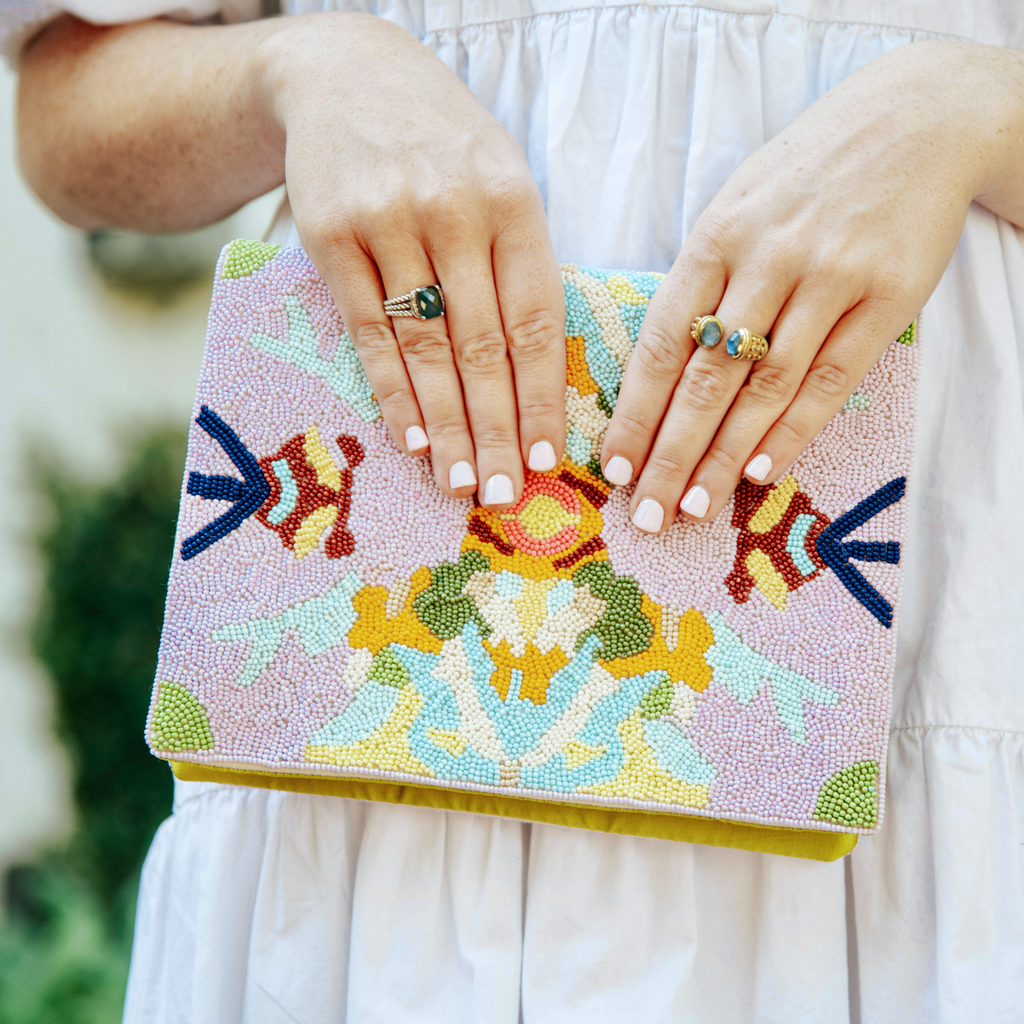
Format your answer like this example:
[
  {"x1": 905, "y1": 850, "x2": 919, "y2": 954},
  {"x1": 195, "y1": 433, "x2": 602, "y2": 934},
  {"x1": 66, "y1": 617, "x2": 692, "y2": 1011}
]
[
  {"x1": 691, "y1": 314, "x2": 724, "y2": 349},
  {"x1": 726, "y1": 327, "x2": 769, "y2": 360},
  {"x1": 384, "y1": 285, "x2": 445, "y2": 320}
]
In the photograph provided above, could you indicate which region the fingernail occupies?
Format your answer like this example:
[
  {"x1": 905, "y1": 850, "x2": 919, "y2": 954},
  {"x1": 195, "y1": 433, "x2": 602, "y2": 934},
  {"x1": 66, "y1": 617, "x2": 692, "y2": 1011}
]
[
  {"x1": 604, "y1": 455, "x2": 633, "y2": 486},
  {"x1": 405, "y1": 425, "x2": 429, "y2": 454},
  {"x1": 528, "y1": 441, "x2": 558, "y2": 472},
  {"x1": 745, "y1": 453, "x2": 773, "y2": 482},
  {"x1": 632, "y1": 497, "x2": 665, "y2": 533},
  {"x1": 680, "y1": 485, "x2": 711, "y2": 519},
  {"x1": 449, "y1": 461, "x2": 477, "y2": 489},
  {"x1": 483, "y1": 473, "x2": 515, "y2": 506}
]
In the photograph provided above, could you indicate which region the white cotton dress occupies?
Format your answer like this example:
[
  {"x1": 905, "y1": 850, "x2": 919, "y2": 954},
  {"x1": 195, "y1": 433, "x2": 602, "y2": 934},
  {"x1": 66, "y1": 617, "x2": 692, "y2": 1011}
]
[{"x1": 4, "y1": 0, "x2": 1024, "y2": 1020}]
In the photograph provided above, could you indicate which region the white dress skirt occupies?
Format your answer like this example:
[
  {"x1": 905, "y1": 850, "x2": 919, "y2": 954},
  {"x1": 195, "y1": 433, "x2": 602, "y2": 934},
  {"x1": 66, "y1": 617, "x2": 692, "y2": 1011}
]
[{"x1": 6, "y1": 0, "x2": 1024, "y2": 1020}]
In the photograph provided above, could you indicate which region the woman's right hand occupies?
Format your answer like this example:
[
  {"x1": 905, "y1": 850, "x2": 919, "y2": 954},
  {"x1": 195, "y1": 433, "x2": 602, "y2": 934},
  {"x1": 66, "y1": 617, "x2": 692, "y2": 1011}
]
[{"x1": 258, "y1": 13, "x2": 566, "y2": 507}]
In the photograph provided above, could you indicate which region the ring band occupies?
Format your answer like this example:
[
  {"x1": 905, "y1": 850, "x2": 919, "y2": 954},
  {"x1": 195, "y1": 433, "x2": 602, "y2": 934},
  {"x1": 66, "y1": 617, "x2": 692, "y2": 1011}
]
[
  {"x1": 691, "y1": 314, "x2": 724, "y2": 350},
  {"x1": 726, "y1": 327, "x2": 769, "y2": 361},
  {"x1": 384, "y1": 285, "x2": 445, "y2": 320}
]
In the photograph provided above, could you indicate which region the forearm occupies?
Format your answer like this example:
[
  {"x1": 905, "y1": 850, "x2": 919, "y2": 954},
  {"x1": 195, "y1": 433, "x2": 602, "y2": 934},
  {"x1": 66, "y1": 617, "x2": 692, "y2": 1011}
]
[
  {"x1": 967, "y1": 43, "x2": 1024, "y2": 228},
  {"x1": 17, "y1": 14, "x2": 287, "y2": 231},
  {"x1": 908, "y1": 41, "x2": 1024, "y2": 229}
]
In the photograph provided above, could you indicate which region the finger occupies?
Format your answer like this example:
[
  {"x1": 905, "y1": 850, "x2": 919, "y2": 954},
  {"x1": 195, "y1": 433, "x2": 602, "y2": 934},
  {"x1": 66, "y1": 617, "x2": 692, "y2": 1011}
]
[
  {"x1": 308, "y1": 241, "x2": 431, "y2": 461},
  {"x1": 431, "y1": 237, "x2": 524, "y2": 510},
  {"x1": 373, "y1": 241, "x2": 480, "y2": 500},
  {"x1": 628, "y1": 269, "x2": 790, "y2": 532},
  {"x1": 677, "y1": 282, "x2": 853, "y2": 521},
  {"x1": 600, "y1": 245, "x2": 726, "y2": 487},
  {"x1": 491, "y1": 194, "x2": 566, "y2": 474},
  {"x1": 742, "y1": 300, "x2": 903, "y2": 486}
]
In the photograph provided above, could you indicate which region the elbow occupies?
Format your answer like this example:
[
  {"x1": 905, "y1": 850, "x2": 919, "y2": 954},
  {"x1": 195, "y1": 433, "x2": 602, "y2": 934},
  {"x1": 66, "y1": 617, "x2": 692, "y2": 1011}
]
[
  {"x1": 16, "y1": 16, "x2": 117, "y2": 230},
  {"x1": 15, "y1": 123, "x2": 106, "y2": 232}
]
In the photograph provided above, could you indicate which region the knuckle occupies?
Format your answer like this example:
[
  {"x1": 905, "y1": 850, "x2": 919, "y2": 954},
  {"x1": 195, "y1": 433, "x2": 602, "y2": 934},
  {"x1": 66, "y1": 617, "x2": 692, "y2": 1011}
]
[
  {"x1": 635, "y1": 323, "x2": 685, "y2": 376},
  {"x1": 703, "y1": 443, "x2": 742, "y2": 476},
  {"x1": 520, "y1": 392, "x2": 563, "y2": 422},
  {"x1": 772, "y1": 418, "x2": 808, "y2": 451},
  {"x1": 689, "y1": 208, "x2": 737, "y2": 265},
  {"x1": 610, "y1": 407, "x2": 656, "y2": 444},
  {"x1": 457, "y1": 331, "x2": 509, "y2": 373},
  {"x1": 486, "y1": 173, "x2": 539, "y2": 221},
  {"x1": 422, "y1": 197, "x2": 474, "y2": 245},
  {"x1": 805, "y1": 240, "x2": 854, "y2": 281},
  {"x1": 351, "y1": 320, "x2": 396, "y2": 357},
  {"x1": 678, "y1": 361, "x2": 735, "y2": 412},
  {"x1": 396, "y1": 325, "x2": 452, "y2": 362},
  {"x1": 507, "y1": 311, "x2": 562, "y2": 360},
  {"x1": 744, "y1": 364, "x2": 797, "y2": 405},
  {"x1": 424, "y1": 418, "x2": 466, "y2": 445},
  {"x1": 803, "y1": 362, "x2": 851, "y2": 402},
  {"x1": 357, "y1": 195, "x2": 404, "y2": 232},
  {"x1": 303, "y1": 214, "x2": 351, "y2": 256},
  {"x1": 644, "y1": 451, "x2": 689, "y2": 482},
  {"x1": 371, "y1": 379, "x2": 411, "y2": 410},
  {"x1": 420, "y1": 180, "x2": 462, "y2": 215},
  {"x1": 869, "y1": 266, "x2": 907, "y2": 305},
  {"x1": 471, "y1": 423, "x2": 518, "y2": 453}
]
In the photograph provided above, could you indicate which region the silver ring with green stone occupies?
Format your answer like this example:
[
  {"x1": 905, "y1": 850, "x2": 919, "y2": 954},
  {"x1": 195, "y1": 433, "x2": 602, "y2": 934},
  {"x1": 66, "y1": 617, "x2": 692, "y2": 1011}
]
[
  {"x1": 726, "y1": 327, "x2": 769, "y2": 360},
  {"x1": 691, "y1": 314, "x2": 724, "y2": 349},
  {"x1": 384, "y1": 285, "x2": 446, "y2": 320}
]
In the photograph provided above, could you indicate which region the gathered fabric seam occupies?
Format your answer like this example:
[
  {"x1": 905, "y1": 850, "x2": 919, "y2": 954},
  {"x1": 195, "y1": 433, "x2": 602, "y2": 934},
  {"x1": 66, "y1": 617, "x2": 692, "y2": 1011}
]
[
  {"x1": 170, "y1": 777, "x2": 280, "y2": 813},
  {"x1": 422, "y1": 5, "x2": 969, "y2": 44}
]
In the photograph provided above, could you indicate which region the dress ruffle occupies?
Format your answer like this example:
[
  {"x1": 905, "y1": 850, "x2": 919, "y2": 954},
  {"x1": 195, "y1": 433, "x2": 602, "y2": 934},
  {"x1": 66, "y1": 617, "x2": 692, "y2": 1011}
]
[
  {"x1": 123, "y1": 727, "x2": 1023, "y2": 1022},
  {"x1": 852, "y1": 728, "x2": 1024, "y2": 1024},
  {"x1": 11, "y1": 0, "x2": 1015, "y2": 1017}
]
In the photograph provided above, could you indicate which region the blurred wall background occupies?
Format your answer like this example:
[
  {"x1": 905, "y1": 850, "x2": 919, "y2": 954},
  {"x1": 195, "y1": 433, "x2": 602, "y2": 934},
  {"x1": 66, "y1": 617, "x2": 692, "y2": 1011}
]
[{"x1": 0, "y1": 55, "x2": 283, "y2": 1018}]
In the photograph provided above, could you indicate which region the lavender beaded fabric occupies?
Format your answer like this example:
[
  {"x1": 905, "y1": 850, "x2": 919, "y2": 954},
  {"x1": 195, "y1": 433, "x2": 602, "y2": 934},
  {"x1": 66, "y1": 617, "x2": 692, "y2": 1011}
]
[{"x1": 148, "y1": 240, "x2": 919, "y2": 858}]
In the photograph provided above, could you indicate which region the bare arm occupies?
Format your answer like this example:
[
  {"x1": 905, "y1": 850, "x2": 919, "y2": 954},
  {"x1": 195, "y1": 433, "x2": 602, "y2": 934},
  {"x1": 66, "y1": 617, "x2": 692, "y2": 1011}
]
[
  {"x1": 17, "y1": 12, "x2": 569, "y2": 516},
  {"x1": 18, "y1": 15, "x2": 285, "y2": 231},
  {"x1": 20, "y1": 24, "x2": 1024, "y2": 536},
  {"x1": 602, "y1": 41, "x2": 1024, "y2": 532}
]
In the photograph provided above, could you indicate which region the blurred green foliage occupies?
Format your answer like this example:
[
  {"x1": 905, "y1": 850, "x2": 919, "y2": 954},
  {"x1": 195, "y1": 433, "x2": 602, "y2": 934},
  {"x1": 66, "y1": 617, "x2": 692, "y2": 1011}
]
[
  {"x1": 30, "y1": 428, "x2": 186, "y2": 906},
  {"x1": 0, "y1": 428, "x2": 186, "y2": 1023},
  {"x1": 87, "y1": 229, "x2": 228, "y2": 306},
  {"x1": 0, "y1": 863, "x2": 132, "y2": 1024}
]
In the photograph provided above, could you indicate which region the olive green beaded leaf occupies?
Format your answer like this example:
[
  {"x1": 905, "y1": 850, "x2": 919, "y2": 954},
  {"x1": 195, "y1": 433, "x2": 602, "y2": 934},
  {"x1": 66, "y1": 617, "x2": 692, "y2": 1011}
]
[
  {"x1": 369, "y1": 647, "x2": 411, "y2": 689},
  {"x1": 896, "y1": 321, "x2": 916, "y2": 346},
  {"x1": 572, "y1": 561, "x2": 653, "y2": 659},
  {"x1": 595, "y1": 389, "x2": 616, "y2": 418},
  {"x1": 640, "y1": 676, "x2": 673, "y2": 719},
  {"x1": 149, "y1": 682, "x2": 214, "y2": 752},
  {"x1": 221, "y1": 239, "x2": 282, "y2": 280},
  {"x1": 813, "y1": 760, "x2": 878, "y2": 829},
  {"x1": 414, "y1": 551, "x2": 493, "y2": 641}
]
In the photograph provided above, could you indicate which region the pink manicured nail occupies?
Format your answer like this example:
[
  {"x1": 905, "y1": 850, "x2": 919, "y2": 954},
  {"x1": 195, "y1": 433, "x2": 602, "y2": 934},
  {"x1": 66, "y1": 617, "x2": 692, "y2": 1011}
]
[
  {"x1": 745, "y1": 453, "x2": 772, "y2": 482},
  {"x1": 680, "y1": 485, "x2": 710, "y2": 519},
  {"x1": 604, "y1": 455, "x2": 633, "y2": 486},
  {"x1": 449, "y1": 461, "x2": 477, "y2": 489},
  {"x1": 405, "y1": 425, "x2": 429, "y2": 454},
  {"x1": 528, "y1": 441, "x2": 557, "y2": 472},
  {"x1": 632, "y1": 498, "x2": 664, "y2": 533}
]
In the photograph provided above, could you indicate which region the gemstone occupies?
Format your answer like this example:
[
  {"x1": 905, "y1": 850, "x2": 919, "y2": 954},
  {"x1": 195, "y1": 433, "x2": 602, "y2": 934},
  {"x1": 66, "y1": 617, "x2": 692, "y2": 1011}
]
[
  {"x1": 415, "y1": 286, "x2": 445, "y2": 319},
  {"x1": 699, "y1": 318, "x2": 722, "y2": 348},
  {"x1": 727, "y1": 330, "x2": 744, "y2": 357}
]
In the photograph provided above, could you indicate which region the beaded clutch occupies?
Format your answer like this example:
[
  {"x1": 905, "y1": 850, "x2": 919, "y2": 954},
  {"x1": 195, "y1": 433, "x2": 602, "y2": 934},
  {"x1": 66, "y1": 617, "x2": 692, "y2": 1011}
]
[{"x1": 149, "y1": 240, "x2": 919, "y2": 862}]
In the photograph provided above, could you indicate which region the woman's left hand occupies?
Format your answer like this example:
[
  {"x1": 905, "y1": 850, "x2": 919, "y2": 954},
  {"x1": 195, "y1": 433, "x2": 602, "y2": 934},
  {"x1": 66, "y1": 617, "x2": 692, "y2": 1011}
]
[{"x1": 602, "y1": 40, "x2": 1024, "y2": 532}]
